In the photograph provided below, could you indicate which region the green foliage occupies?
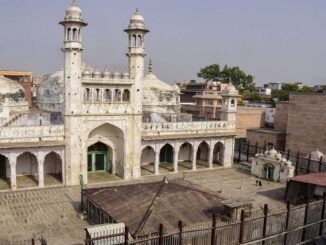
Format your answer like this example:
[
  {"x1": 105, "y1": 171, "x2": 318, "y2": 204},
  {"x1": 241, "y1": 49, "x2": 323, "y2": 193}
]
[
  {"x1": 197, "y1": 64, "x2": 255, "y2": 92},
  {"x1": 272, "y1": 83, "x2": 313, "y2": 101}
]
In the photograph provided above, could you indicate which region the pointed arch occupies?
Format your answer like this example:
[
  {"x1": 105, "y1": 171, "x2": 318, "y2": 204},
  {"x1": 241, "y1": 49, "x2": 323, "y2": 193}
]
[
  {"x1": 141, "y1": 146, "x2": 155, "y2": 165},
  {"x1": 213, "y1": 142, "x2": 224, "y2": 165},
  {"x1": 178, "y1": 142, "x2": 193, "y2": 162},
  {"x1": 160, "y1": 143, "x2": 173, "y2": 164},
  {"x1": 16, "y1": 152, "x2": 38, "y2": 187},
  {"x1": 44, "y1": 151, "x2": 63, "y2": 185},
  {"x1": 196, "y1": 141, "x2": 209, "y2": 163}
]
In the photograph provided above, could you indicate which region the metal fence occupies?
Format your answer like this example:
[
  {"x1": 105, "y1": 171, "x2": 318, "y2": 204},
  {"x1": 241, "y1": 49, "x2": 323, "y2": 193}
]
[
  {"x1": 84, "y1": 192, "x2": 326, "y2": 245},
  {"x1": 233, "y1": 142, "x2": 326, "y2": 176}
]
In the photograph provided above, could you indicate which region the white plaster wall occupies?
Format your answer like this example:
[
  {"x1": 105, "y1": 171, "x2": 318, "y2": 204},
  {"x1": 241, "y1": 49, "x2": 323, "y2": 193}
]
[
  {"x1": 44, "y1": 153, "x2": 62, "y2": 174},
  {"x1": 141, "y1": 147, "x2": 155, "y2": 165},
  {"x1": 178, "y1": 143, "x2": 192, "y2": 161},
  {"x1": 16, "y1": 153, "x2": 38, "y2": 176}
]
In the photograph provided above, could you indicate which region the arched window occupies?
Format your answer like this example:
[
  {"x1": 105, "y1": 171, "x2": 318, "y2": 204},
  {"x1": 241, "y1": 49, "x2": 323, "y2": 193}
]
[
  {"x1": 85, "y1": 88, "x2": 91, "y2": 101},
  {"x1": 122, "y1": 89, "x2": 130, "y2": 102},
  {"x1": 105, "y1": 89, "x2": 112, "y2": 102},
  {"x1": 95, "y1": 88, "x2": 102, "y2": 101},
  {"x1": 72, "y1": 28, "x2": 77, "y2": 41},
  {"x1": 132, "y1": 35, "x2": 137, "y2": 47},
  {"x1": 114, "y1": 89, "x2": 121, "y2": 102},
  {"x1": 231, "y1": 99, "x2": 235, "y2": 107},
  {"x1": 137, "y1": 35, "x2": 142, "y2": 47},
  {"x1": 67, "y1": 28, "x2": 71, "y2": 41}
]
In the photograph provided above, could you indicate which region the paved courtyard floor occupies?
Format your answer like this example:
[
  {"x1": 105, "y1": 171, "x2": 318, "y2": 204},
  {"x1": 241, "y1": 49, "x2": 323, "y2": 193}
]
[{"x1": 0, "y1": 166, "x2": 286, "y2": 244}]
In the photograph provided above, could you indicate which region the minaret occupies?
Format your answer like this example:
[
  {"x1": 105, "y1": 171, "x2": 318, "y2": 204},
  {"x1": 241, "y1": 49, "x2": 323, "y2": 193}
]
[
  {"x1": 59, "y1": 1, "x2": 87, "y2": 186},
  {"x1": 59, "y1": 0, "x2": 87, "y2": 115},
  {"x1": 124, "y1": 9, "x2": 149, "y2": 114},
  {"x1": 221, "y1": 83, "x2": 239, "y2": 122}
]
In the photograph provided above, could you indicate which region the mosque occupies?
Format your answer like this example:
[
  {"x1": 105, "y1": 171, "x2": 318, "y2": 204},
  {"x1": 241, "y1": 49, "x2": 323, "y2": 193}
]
[{"x1": 0, "y1": 2, "x2": 239, "y2": 190}]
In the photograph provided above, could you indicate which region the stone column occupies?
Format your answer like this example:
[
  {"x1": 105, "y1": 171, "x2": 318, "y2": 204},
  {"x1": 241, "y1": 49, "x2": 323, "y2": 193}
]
[
  {"x1": 173, "y1": 147, "x2": 179, "y2": 173},
  {"x1": 192, "y1": 147, "x2": 197, "y2": 171},
  {"x1": 10, "y1": 161, "x2": 17, "y2": 190},
  {"x1": 154, "y1": 151, "x2": 160, "y2": 175},
  {"x1": 208, "y1": 145, "x2": 214, "y2": 168},
  {"x1": 38, "y1": 159, "x2": 44, "y2": 188}
]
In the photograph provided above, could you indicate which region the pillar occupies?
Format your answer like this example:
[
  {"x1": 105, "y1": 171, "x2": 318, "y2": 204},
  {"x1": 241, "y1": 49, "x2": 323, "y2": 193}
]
[
  {"x1": 154, "y1": 151, "x2": 160, "y2": 175},
  {"x1": 192, "y1": 147, "x2": 197, "y2": 171},
  {"x1": 38, "y1": 159, "x2": 44, "y2": 188},
  {"x1": 208, "y1": 144, "x2": 214, "y2": 168},
  {"x1": 10, "y1": 161, "x2": 17, "y2": 190},
  {"x1": 173, "y1": 147, "x2": 179, "y2": 173}
]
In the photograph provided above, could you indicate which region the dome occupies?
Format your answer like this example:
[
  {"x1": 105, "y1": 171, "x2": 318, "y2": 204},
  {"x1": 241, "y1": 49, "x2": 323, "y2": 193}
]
[
  {"x1": 131, "y1": 9, "x2": 144, "y2": 23},
  {"x1": 0, "y1": 76, "x2": 25, "y2": 100},
  {"x1": 172, "y1": 83, "x2": 181, "y2": 93},
  {"x1": 113, "y1": 70, "x2": 121, "y2": 79},
  {"x1": 222, "y1": 83, "x2": 238, "y2": 95},
  {"x1": 309, "y1": 149, "x2": 324, "y2": 160},
  {"x1": 92, "y1": 67, "x2": 101, "y2": 78},
  {"x1": 82, "y1": 66, "x2": 92, "y2": 78},
  {"x1": 36, "y1": 70, "x2": 64, "y2": 112},
  {"x1": 102, "y1": 66, "x2": 111, "y2": 78},
  {"x1": 143, "y1": 73, "x2": 174, "y2": 91},
  {"x1": 66, "y1": 4, "x2": 81, "y2": 15}
]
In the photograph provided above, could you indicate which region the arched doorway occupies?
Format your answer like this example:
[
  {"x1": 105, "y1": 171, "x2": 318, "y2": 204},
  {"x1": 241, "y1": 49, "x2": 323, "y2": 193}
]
[
  {"x1": 178, "y1": 142, "x2": 193, "y2": 170},
  {"x1": 160, "y1": 144, "x2": 174, "y2": 172},
  {"x1": 87, "y1": 142, "x2": 112, "y2": 173},
  {"x1": 213, "y1": 142, "x2": 224, "y2": 165},
  {"x1": 0, "y1": 154, "x2": 10, "y2": 189},
  {"x1": 44, "y1": 152, "x2": 63, "y2": 185},
  {"x1": 16, "y1": 152, "x2": 38, "y2": 188},
  {"x1": 88, "y1": 123, "x2": 124, "y2": 180},
  {"x1": 141, "y1": 146, "x2": 155, "y2": 175},
  {"x1": 197, "y1": 141, "x2": 209, "y2": 168}
]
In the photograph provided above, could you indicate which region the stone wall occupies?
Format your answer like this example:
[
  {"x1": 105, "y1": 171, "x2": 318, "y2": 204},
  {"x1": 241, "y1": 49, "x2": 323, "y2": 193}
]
[
  {"x1": 247, "y1": 129, "x2": 286, "y2": 150},
  {"x1": 286, "y1": 93, "x2": 326, "y2": 155},
  {"x1": 274, "y1": 102, "x2": 289, "y2": 131},
  {"x1": 236, "y1": 107, "x2": 266, "y2": 138}
]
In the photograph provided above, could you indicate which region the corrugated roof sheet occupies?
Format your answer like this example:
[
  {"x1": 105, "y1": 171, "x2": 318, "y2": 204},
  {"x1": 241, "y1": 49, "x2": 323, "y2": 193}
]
[{"x1": 289, "y1": 172, "x2": 326, "y2": 187}]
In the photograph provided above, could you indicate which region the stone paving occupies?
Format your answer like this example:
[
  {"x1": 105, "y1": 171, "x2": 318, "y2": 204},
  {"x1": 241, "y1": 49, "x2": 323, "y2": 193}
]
[{"x1": 0, "y1": 167, "x2": 286, "y2": 244}]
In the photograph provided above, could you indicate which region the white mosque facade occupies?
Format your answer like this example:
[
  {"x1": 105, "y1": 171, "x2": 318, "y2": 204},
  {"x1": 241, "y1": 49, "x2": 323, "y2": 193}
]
[{"x1": 0, "y1": 2, "x2": 238, "y2": 190}]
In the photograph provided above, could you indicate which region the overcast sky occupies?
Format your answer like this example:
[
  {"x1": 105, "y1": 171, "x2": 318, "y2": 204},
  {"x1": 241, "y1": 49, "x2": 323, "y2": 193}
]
[{"x1": 0, "y1": 0, "x2": 326, "y2": 86}]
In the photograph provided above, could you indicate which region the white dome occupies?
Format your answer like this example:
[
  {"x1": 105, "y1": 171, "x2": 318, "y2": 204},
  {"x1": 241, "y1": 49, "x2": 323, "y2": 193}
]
[
  {"x1": 92, "y1": 67, "x2": 101, "y2": 78},
  {"x1": 143, "y1": 73, "x2": 174, "y2": 91},
  {"x1": 131, "y1": 10, "x2": 144, "y2": 23},
  {"x1": 222, "y1": 83, "x2": 238, "y2": 95},
  {"x1": 102, "y1": 66, "x2": 111, "y2": 78},
  {"x1": 0, "y1": 76, "x2": 25, "y2": 99},
  {"x1": 309, "y1": 149, "x2": 324, "y2": 160}
]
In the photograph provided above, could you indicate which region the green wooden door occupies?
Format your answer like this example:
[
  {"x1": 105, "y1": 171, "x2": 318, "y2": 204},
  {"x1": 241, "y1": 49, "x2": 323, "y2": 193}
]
[
  {"x1": 0, "y1": 155, "x2": 6, "y2": 178},
  {"x1": 87, "y1": 151, "x2": 108, "y2": 172}
]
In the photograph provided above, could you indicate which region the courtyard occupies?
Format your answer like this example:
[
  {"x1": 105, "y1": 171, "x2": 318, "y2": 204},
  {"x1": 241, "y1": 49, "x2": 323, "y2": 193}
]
[{"x1": 0, "y1": 167, "x2": 286, "y2": 244}]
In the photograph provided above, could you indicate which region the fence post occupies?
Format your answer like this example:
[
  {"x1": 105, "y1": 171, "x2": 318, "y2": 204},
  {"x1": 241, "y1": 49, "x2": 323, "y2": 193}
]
[
  {"x1": 31, "y1": 238, "x2": 35, "y2": 245},
  {"x1": 255, "y1": 142, "x2": 258, "y2": 155},
  {"x1": 307, "y1": 154, "x2": 311, "y2": 174},
  {"x1": 301, "y1": 198, "x2": 309, "y2": 242},
  {"x1": 295, "y1": 151, "x2": 300, "y2": 176},
  {"x1": 319, "y1": 156, "x2": 323, "y2": 172},
  {"x1": 246, "y1": 142, "x2": 250, "y2": 162},
  {"x1": 238, "y1": 142, "x2": 242, "y2": 163},
  {"x1": 211, "y1": 214, "x2": 216, "y2": 245},
  {"x1": 159, "y1": 223, "x2": 164, "y2": 245},
  {"x1": 124, "y1": 226, "x2": 129, "y2": 245},
  {"x1": 287, "y1": 149, "x2": 290, "y2": 161},
  {"x1": 262, "y1": 204, "x2": 268, "y2": 245},
  {"x1": 178, "y1": 220, "x2": 183, "y2": 245},
  {"x1": 319, "y1": 192, "x2": 326, "y2": 236},
  {"x1": 239, "y1": 209, "x2": 245, "y2": 244},
  {"x1": 283, "y1": 202, "x2": 291, "y2": 245}
]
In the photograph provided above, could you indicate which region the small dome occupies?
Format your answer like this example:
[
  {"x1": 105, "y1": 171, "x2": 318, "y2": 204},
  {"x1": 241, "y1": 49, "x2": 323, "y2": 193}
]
[
  {"x1": 131, "y1": 9, "x2": 144, "y2": 23},
  {"x1": 0, "y1": 76, "x2": 25, "y2": 98},
  {"x1": 222, "y1": 83, "x2": 238, "y2": 95},
  {"x1": 66, "y1": 1, "x2": 82, "y2": 15},
  {"x1": 286, "y1": 160, "x2": 292, "y2": 166},
  {"x1": 92, "y1": 67, "x2": 101, "y2": 78},
  {"x1": 82, "y1": 66, "x2": 92, "y2": 78},
  {"x1": 122, "y1": 70, "x2": 129, "y2": 79},
  {"x1": 113, "y1": 70, "x2": 121, "y2": 79},
  {"x1": 102, "y1": 66, "x2": 111, "y2": 78},
  {"x1": 309, "y1": 149, "x2": 324, "y2": 160}
]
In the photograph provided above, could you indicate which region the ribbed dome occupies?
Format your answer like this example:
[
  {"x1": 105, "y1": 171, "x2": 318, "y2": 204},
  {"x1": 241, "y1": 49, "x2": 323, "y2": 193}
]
[
  {"x1": 92, "y1": 67, "x2": 101, "y2": 78},
  {"x1": 102, "y1": 66, "x2": 111, "y2": 78},
  {"x1": 82, "y1": 66, "x2": 92, "y2": 78},
  {"x1": 131, "y1": 9, "x2": 144, "y2": 23},
  {"x1": 0, "y1": 76, "x2": 25, "y2": 99}
]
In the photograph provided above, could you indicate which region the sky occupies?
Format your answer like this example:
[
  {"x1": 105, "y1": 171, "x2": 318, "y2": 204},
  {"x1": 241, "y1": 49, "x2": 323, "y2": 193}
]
[{"x1": 0, "y1": 0, "x2": 326, "y2": 86}]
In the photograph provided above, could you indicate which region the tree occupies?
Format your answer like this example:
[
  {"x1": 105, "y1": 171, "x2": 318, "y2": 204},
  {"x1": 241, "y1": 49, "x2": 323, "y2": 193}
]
[
  {"x1": 272, "y1": 83, "x2": 313, "y2": 102},
  {"x1": 197, "y1": 64, "x2": 256, "y2": 93}
]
